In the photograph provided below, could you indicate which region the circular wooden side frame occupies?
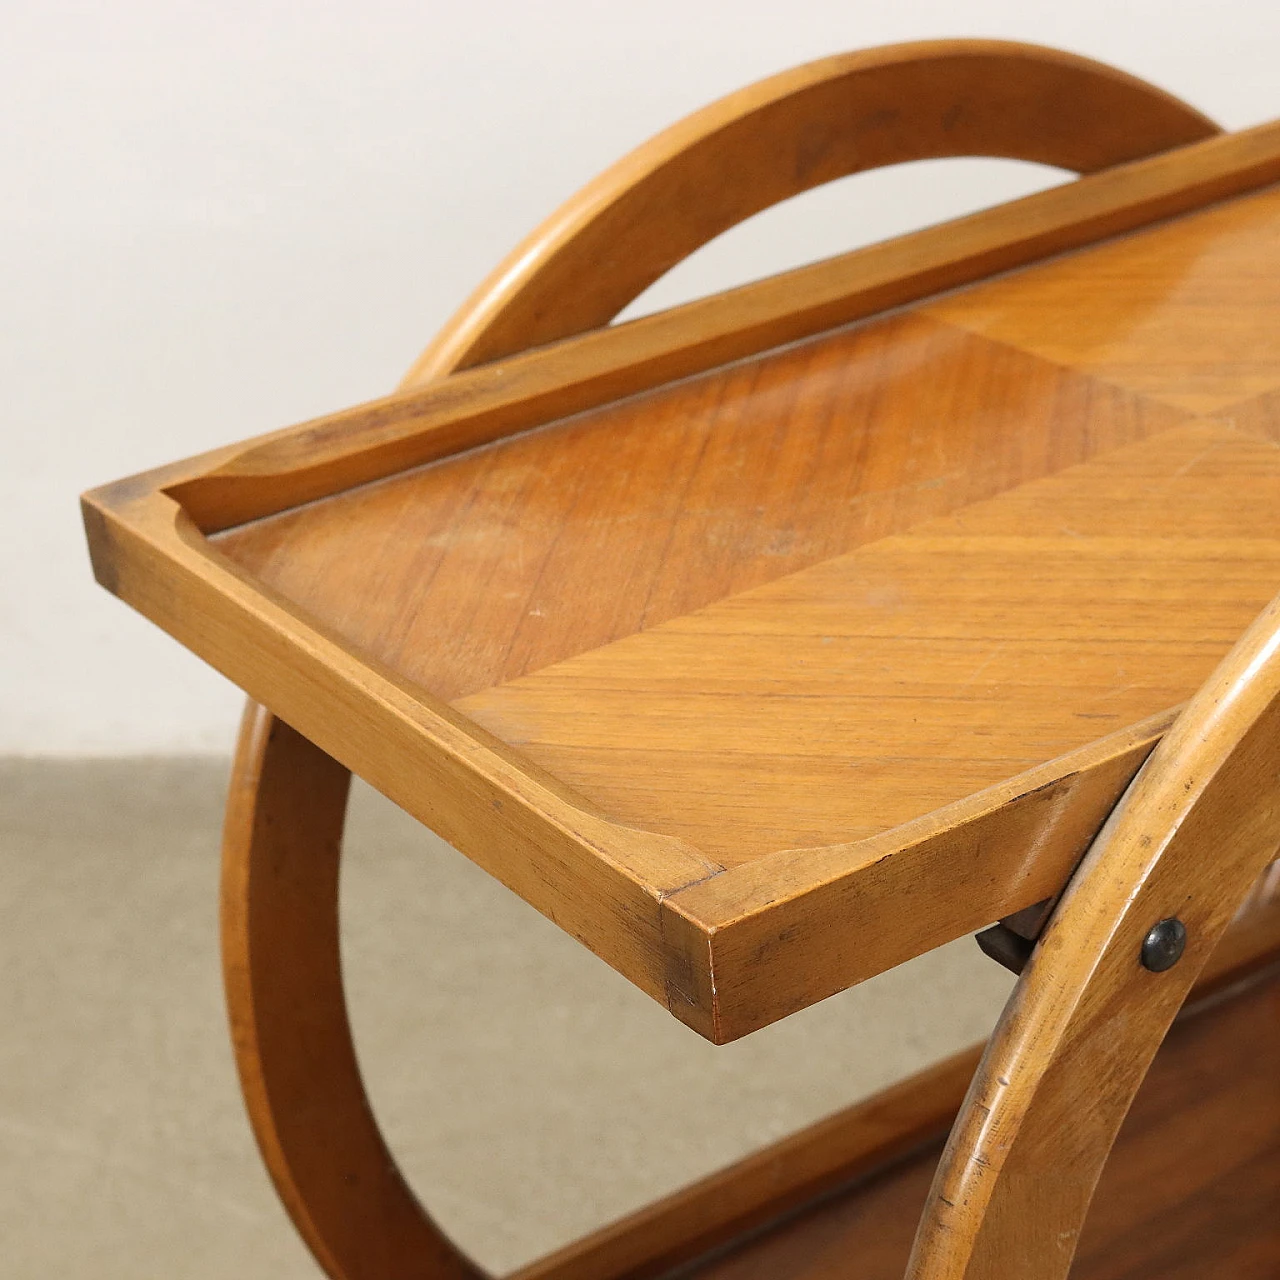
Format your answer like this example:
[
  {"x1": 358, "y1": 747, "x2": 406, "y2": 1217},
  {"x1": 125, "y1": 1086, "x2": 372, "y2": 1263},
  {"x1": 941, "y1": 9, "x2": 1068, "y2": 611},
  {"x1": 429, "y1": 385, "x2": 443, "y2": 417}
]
[{"x1": 218, "y1": 39, "x2": 1257, "y2": 1280}]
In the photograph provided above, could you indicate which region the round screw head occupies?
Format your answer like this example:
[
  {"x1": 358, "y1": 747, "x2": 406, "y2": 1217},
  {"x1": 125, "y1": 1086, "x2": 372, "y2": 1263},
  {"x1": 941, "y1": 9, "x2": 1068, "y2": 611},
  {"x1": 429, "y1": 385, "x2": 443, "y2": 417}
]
[{"x1": 1141, "y1": 918, "x2": 1187, "y2": 972}]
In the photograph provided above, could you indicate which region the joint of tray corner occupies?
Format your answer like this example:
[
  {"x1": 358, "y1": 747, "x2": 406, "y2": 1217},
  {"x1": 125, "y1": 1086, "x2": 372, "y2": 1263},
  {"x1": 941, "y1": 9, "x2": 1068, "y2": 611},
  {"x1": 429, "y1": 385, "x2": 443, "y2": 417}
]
[{"x1": 656, "y1": 862, "x2": 726, "y2": 903}]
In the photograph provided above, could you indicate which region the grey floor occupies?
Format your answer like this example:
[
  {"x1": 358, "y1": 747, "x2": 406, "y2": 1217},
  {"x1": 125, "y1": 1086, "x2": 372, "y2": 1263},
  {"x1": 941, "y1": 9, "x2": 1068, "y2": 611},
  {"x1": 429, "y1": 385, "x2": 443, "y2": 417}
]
[{"x1": 1, "y1": 758, "x2": 1014, "y2": 1278}]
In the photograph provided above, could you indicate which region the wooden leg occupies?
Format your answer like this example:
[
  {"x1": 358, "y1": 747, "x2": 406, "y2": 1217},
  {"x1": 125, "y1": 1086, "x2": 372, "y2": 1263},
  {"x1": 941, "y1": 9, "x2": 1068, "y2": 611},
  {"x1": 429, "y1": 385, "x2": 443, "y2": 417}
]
[
  {"x1": 221, "y1": 700, "x2": 485, "y2": 1280},
  {"x1": 908, "y1": 592, "x2": 1280, "y2": 1279}
]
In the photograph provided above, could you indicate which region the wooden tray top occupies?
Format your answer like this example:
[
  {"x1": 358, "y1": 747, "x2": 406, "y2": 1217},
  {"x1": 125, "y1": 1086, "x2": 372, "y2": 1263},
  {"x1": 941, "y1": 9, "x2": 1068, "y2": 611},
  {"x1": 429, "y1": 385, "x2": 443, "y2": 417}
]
[{"x1": 84, "y1": 124, "x2": 1280, "y2": 1040}]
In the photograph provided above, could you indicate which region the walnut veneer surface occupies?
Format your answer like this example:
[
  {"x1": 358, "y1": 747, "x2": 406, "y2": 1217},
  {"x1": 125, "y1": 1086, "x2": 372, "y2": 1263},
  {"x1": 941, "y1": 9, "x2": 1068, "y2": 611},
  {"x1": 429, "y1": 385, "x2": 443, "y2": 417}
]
[{"x1": 217, "y1": 182, "x2": 1280, "y2": 867}]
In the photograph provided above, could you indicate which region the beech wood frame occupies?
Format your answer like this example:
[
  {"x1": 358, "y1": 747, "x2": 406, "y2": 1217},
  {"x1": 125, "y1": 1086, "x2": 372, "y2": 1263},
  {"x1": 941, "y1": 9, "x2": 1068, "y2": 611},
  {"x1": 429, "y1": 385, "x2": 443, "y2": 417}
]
[{"x1": 80, "y1": 40, "x2": 1280, "y2": 1280}]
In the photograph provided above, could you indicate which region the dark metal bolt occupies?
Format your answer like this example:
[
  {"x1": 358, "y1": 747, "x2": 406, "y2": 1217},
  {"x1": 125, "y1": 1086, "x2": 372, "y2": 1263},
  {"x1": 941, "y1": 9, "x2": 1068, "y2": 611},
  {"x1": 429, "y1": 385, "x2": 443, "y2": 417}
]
[{"x1": 1140, "y1": 918, "x2": 1187, "y2": 972}]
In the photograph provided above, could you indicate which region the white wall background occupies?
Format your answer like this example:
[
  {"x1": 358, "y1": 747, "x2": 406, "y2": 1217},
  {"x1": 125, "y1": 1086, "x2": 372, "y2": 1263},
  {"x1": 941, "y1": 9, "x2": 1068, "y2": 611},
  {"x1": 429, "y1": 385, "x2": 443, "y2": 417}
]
[{"x1": 4, "y1": 0, "x2": 1278, "y2": 754}]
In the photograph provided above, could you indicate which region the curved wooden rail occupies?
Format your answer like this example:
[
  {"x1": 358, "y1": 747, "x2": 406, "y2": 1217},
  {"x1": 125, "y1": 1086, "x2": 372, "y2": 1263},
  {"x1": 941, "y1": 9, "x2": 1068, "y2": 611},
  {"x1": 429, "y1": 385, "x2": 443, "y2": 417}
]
[
  {"x1": 405, "y1": 38, "x2": 1218, "y2": 383},
  {"x1": 222, "y1": 40, "x2": 1222, "y2": 1280},
  {"x1": 908, "y1": 592, "x2": 1280, "y2": 1278},
  {"x1": 222, "y1": 705, "x2": 486, "y2": 1280}
]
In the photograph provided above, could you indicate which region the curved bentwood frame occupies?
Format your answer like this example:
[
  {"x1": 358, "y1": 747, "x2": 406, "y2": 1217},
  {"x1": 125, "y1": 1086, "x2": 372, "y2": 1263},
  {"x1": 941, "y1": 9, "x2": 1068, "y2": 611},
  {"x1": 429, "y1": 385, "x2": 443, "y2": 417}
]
[{"x1": 219, "y1": 39, "x2": 1278, "y2": 1280}]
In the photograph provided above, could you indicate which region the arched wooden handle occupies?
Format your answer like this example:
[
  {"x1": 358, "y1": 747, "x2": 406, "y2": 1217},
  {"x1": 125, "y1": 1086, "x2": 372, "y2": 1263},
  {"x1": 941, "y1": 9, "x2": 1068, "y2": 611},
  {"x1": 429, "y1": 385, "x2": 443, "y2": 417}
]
[{"x1": 404, "y1": 38, "x2": 1218, "y2": 386}]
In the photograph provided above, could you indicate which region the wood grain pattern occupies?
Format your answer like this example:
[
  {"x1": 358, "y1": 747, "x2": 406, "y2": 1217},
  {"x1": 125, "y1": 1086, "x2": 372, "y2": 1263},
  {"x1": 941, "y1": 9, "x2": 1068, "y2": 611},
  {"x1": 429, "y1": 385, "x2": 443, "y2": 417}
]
[
  {"x1": 509, "y1": 901, "x2": 1280, "y2": 1280},
  {"x1": 1228, "y1": 380, "x2": 1280, "y2": 443},
  {"x1": 924, "y1": 181, "x2": 1280, "y2": 414},
  {"x1": 84, "y1": 476, "x2": 725, "y2": 1017},
  {"x1": 221, "y1": 704, "x2": 483, "y2": 1280},
  {"x1": 1071, "y1": 970, "x2": 1280, "y2": 1280},
  {"x1": 82, "y1": 111, "x2": 1280, "y2": 1040},
  {"x1": 680, "y1": 965, "x2": 1280, "y2": 1280},
  {"x1": 457, "y1": 424, "x2": 1280, "y2": 863},
  {"x1": 84, "y1": 417, "x2": 1280, "y2": 1050},
  {"x1": 163, "y1": 120, "x2": 1280, "y2": 535},
  {"x1": 217, "y1": 313, "x2": 1186, "y2": 704},
  {"x1": 512, "y1": 1045, "x2": 985, "y2": 1280},
  {"x1": 405, "y1": 38, "x2": 1218, "y2": 381},
  {"x1": 909, "y1": 582, "x2": 1280, "y2": 1276},
  {"x1": 78, "y1": 44, "x2": 1280, "y2": 1280}
]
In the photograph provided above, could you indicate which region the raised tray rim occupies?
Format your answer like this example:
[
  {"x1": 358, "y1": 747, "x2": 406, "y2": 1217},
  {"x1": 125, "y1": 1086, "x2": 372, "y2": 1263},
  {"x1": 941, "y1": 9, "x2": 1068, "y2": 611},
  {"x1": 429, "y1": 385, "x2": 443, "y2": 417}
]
[{"x1": 83, "y1": 119, "x2": 1280, "y2": 1041}]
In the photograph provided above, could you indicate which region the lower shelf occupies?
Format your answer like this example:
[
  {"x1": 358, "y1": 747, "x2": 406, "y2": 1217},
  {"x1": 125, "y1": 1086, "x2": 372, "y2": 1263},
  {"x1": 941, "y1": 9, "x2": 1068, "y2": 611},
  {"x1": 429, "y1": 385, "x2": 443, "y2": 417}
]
[
  {"x1": 516, "y1": 956, "x2": 1280, "y2": 1280},
  {"x1": 692, "y1": 967, "x2": 1280, "y2": 1280}
]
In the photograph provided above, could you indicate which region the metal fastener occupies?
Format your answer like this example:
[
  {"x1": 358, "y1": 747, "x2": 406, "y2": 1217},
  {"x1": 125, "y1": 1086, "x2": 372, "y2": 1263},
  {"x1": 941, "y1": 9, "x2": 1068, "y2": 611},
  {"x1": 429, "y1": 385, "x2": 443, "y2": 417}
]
[{"x1": 1140, "y1": 918, "x2": 1187, "y2": 972}]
